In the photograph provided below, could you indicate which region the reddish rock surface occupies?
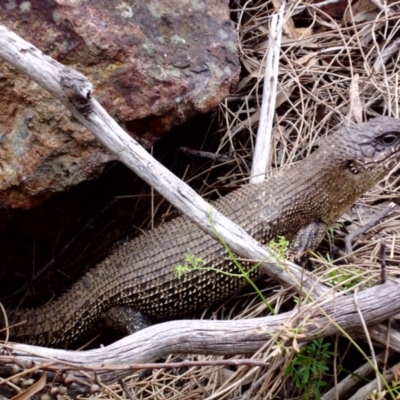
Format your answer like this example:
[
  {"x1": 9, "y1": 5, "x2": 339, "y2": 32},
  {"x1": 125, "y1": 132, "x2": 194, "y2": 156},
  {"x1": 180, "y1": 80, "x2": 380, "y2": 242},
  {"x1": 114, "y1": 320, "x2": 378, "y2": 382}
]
[{"x1": 0, "y1": 0, "x2": 239, "y2": 208}]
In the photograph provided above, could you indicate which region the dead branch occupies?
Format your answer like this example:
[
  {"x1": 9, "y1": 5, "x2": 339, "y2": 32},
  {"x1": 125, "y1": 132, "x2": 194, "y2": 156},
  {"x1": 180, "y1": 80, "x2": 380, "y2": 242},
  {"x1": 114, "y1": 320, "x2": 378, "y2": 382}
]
[{"x1": 1, "y1": 280, "x2": 400, "y2": 394}]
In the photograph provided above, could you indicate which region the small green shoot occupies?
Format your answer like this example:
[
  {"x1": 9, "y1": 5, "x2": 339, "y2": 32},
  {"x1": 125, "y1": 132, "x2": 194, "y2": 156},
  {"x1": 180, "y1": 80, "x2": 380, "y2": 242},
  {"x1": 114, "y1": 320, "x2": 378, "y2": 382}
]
[
  {"x1": 327, "y1": 267, "x2": 364, "y2": 290},
  {"x1": 175, "y1": 254, "x2": 206, "y2": 279},
  {"x1": 386, "y1": 373, "x2": 400, "y2": 399},
  {"x1": 268, "y1": 236, "x2": 290, "y2": 266}
]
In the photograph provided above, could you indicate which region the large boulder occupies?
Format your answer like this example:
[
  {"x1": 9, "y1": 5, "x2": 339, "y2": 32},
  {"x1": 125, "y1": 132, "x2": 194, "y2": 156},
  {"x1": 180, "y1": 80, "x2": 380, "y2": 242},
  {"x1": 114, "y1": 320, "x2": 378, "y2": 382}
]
[{"x1": 0, "y1": 0, "x2": 239, "y2": 208}]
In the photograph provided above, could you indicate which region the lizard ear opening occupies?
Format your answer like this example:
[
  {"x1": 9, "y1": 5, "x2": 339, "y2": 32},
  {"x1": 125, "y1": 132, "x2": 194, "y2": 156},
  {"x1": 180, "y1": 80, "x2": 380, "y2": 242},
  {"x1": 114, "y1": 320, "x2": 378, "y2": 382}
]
[{"x1": 344, "y1": 160, "x2": 360, "y2": 175}]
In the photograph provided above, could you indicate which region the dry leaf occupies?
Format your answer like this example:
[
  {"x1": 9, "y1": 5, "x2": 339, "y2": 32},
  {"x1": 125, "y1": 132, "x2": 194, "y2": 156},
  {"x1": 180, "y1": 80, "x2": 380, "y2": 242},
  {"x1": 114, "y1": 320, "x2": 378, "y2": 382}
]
[
  {"x1": 373, "y1": 38, "x2": 400, "y2": 73},
  {"x1": 295, "y1": 27, "x2": 314, "y2": 39},
  {"x1": 391, "y1": 364, "x2": 400, "y2": 383},
  {"x1": 292, "y1": 337, "x2": 300, "y2": 352},
  {"x1": 11, "y1": 373, "x2": 46, "y2": 400},
  {"x1": 296, "y1": 52, "x2": 318, "y2": 66},
  {"x1": 268, "y1": 345, "x2": 283, "y2": 359},
  {"x1": 343, "y1": 0, "x2": 379, "y2": 24},
  {"x1": 276, "y1": 82, "x2": 295, "y2": 108}
]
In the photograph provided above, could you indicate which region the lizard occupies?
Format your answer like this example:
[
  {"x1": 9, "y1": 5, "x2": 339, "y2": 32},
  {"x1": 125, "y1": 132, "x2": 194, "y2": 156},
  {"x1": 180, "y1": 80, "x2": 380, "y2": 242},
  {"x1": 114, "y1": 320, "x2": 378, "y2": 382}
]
[{"x1": 2, "y1": 116, "x2": 400, "y2": 347}]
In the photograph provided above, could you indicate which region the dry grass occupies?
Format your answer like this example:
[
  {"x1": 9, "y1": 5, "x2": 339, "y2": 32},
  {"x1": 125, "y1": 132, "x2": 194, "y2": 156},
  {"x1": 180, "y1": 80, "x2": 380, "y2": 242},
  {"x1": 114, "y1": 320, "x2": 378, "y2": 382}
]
[{"x1": 4, "y1": 0, "x2": 400, "y2": 399}]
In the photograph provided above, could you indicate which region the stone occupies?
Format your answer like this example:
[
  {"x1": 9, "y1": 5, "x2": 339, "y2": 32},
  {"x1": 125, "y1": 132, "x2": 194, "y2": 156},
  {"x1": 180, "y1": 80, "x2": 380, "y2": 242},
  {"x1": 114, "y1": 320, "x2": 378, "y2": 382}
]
[{"x1": 0, "y1": 0, "x2": 239, "y2": 208}]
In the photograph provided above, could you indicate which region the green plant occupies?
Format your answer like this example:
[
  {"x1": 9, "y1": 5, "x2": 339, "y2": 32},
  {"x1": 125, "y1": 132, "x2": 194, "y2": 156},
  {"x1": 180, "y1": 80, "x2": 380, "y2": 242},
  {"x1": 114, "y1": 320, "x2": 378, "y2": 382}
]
[
  {"x1": 285, "y1": 338, "x2": 334, "y2": 400},
  {"x1": 327, "y1": 267, "x2": 365, "y2": 290},
  {"x1": 174, "y1": 208, "x2": 284, "y2": 314},
  {"x1": 268, "y1": 236, "x2": 290, "y2": 266},
  {"x1": 387, "y1": 373, "x2": 400, "y2": 399},
  {"x1": 175, "y1": 254, "x2": 206, "y2": 279}
]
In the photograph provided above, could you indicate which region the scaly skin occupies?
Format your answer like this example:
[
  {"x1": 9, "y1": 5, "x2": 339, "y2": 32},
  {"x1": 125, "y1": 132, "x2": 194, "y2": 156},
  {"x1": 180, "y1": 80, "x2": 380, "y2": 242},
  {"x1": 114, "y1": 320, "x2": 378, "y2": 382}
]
[{"x1": 2, "y1": 117, "x2": 400, "y2": 346}]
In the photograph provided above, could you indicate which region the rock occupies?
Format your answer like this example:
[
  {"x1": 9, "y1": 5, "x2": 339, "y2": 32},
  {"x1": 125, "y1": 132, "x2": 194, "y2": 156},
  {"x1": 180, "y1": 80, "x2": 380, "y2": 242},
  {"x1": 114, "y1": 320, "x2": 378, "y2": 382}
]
[{"x1": 0, "y1": 0, "x2": 239, "y2": 209}]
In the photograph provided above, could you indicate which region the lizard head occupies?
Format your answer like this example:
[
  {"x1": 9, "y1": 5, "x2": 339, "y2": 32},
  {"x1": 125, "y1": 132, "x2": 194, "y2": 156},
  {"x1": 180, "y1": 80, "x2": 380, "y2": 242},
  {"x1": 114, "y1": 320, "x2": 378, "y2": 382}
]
[
  {"x1": 307, "y1": 116, "x2": 400, "y2": 224},
  {"x1": 335, "y1": 117, "x2": 400, "y2": 184}
]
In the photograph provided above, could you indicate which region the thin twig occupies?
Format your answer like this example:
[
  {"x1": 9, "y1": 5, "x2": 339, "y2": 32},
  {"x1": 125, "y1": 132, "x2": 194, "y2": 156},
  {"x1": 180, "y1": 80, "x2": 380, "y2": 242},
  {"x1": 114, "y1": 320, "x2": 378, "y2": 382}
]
[
  {"x1": 344, "y1": 203, "x2": 395, "y2": 254},
  {"x1": 178, "y1": 147, "x2": 237, "y2": 165},
  {"x1": 379, "y1": 239, "x2": 387, "y2": 284},
  {"x1": 119, "y1": 379, "x2": 137, "y2": 400}
]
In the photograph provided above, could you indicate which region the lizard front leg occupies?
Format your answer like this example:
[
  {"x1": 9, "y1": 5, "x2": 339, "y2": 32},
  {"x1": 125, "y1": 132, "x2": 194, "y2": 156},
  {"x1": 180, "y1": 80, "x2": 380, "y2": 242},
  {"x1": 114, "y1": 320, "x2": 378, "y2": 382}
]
[{"x1": 288, "y1": 221, "x2": 328, "y2": 259}]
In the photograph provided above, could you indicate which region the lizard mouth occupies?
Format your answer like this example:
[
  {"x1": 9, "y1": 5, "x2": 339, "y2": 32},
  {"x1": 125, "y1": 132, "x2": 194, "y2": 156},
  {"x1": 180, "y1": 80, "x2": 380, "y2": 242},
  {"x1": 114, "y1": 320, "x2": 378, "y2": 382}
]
[
  {"x1": 348, "y1": 148, "x2": 400, "y2": 174},
  {"x1": 372, "y1": 147, "x2": 400, "y2": 168}
]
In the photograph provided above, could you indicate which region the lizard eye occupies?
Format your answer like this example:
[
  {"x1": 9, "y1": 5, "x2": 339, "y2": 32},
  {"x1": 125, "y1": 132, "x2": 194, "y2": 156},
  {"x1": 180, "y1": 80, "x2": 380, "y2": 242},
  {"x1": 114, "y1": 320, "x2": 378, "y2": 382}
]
[{"x1": 378, "y1": 132, "x2": 400, "y2": 146}]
